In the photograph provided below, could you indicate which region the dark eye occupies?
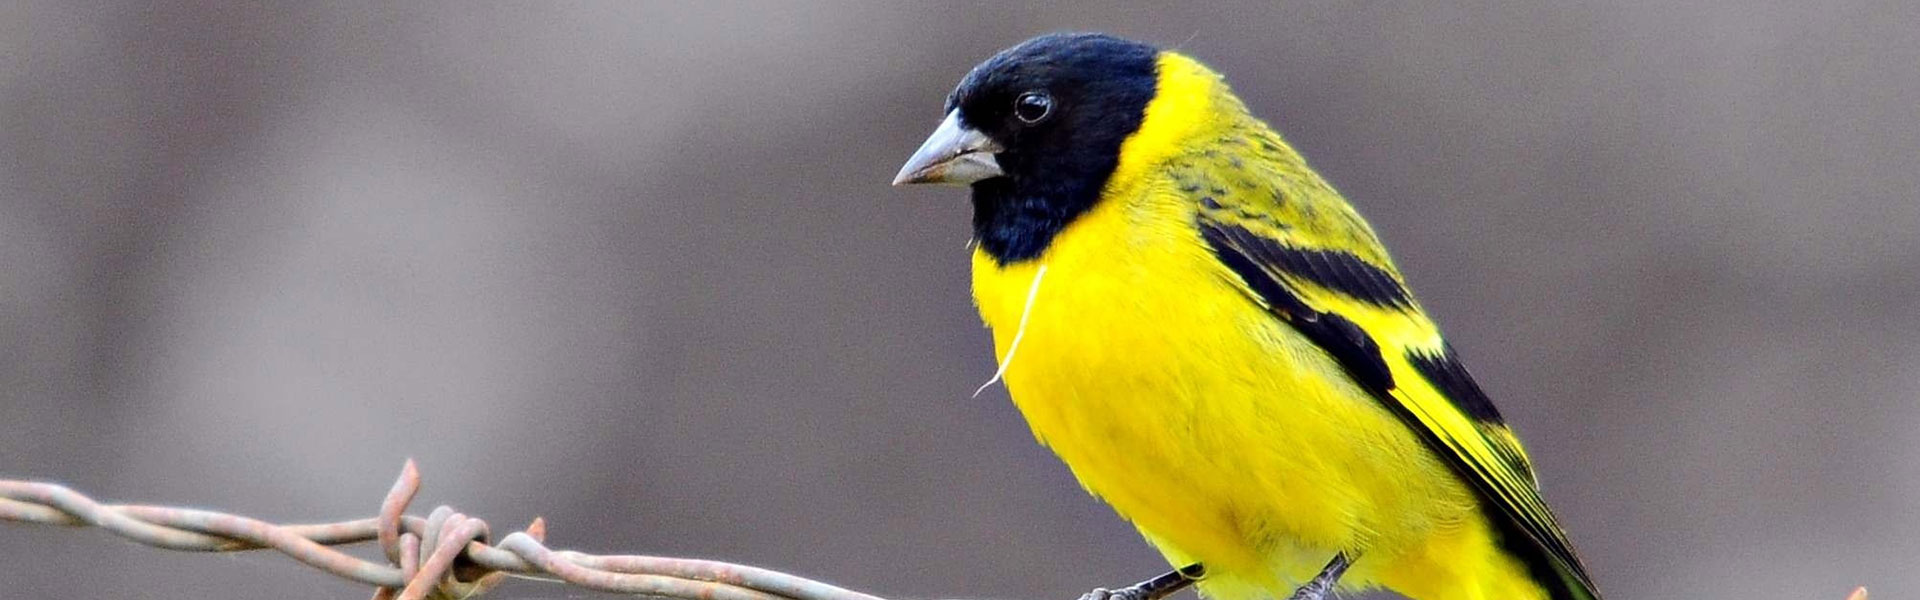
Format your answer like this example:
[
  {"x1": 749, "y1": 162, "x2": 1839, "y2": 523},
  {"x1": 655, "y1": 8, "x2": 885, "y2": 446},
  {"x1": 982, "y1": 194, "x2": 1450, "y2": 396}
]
[{"x1": 1014, "y1": 91, "x2": 1053, "y2": 124}]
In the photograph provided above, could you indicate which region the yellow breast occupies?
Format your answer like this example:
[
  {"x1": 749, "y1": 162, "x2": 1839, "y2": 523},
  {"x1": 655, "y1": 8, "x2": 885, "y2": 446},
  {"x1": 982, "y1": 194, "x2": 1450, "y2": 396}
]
[{"x1": 973, "y1": 177, "x2": 1358, "y2": 568}]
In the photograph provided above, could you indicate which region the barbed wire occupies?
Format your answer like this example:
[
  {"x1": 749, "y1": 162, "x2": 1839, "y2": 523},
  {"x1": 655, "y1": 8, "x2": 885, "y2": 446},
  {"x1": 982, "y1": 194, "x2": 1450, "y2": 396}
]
[
  {"x1": 0, "y1": 460, "x2": 897, "y2": 600},
  {"x1": 0, "y1": 463, "x2": 1873, "y2": 600}
]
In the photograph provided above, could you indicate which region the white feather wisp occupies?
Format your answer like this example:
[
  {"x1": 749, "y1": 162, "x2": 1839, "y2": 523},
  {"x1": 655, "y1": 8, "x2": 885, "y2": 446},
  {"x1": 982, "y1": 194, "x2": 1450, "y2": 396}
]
[{"x1": 974, "y1": 263, "x2": 1048, "y2": 397}]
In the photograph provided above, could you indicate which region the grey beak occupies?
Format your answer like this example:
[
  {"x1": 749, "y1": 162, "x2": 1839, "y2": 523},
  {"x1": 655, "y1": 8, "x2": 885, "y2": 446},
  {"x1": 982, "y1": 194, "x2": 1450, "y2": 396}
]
[{"x1": 892, "y1": 110, "x2": 1006, "y2": 186}]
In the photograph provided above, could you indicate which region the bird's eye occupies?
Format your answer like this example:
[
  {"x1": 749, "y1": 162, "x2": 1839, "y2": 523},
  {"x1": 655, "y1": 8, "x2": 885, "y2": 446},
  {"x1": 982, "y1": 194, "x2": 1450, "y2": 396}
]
[{"x1": 1014, "y1": 91, "x2": 1053, "y2": 124}]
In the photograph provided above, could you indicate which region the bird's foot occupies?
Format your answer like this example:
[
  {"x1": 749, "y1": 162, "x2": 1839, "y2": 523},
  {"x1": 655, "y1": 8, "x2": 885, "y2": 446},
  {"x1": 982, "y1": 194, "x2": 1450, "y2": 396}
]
[
  {"x1": 1077, "y1": 587, "x2": 1142, "y2": 600},
  {"x1": 1077, "y1": 564, "x2": 1205, "y2": 600},
  {"x1": 1282, "y1": 553, "x2": 1352, "y2": 600}
]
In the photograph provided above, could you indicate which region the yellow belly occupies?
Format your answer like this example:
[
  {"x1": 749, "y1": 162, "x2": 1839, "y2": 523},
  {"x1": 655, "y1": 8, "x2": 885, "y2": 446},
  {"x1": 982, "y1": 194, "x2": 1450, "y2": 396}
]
[{"x1": 970, "y1": 194, "x2": 1524, "y2": 599}]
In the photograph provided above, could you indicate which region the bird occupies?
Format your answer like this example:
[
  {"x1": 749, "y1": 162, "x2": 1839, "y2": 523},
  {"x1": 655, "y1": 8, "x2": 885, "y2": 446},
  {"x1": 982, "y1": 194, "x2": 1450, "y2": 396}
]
[{"x1": 892, "y1": 33, "x2": 1602, "y2": 600}]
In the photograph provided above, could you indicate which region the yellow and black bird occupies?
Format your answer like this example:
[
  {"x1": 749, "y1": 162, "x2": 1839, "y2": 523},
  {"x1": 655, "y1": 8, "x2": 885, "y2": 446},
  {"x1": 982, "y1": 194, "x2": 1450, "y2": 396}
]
[{"x1": 894, "y1": 33, "x2": 1602, "y2": 600}]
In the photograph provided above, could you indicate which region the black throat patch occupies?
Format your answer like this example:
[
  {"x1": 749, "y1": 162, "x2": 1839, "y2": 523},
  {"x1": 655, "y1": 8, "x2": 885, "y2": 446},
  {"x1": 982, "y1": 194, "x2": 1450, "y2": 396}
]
[{"x1": 951, "y1": 34, "x2": 1160, "y2": 265}]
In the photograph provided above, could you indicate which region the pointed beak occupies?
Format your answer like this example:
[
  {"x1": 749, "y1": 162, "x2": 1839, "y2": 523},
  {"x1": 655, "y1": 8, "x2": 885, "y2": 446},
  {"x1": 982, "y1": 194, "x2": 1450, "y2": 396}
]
[{"x1": 892, "y1": 110, "x2": 1005, "y2": 186}]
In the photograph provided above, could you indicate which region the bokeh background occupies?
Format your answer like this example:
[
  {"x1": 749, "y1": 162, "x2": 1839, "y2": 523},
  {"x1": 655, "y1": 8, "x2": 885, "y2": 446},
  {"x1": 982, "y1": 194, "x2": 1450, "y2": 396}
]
[{"x1": 4, "y1": 2, "x2": 1916, "y2": 599}]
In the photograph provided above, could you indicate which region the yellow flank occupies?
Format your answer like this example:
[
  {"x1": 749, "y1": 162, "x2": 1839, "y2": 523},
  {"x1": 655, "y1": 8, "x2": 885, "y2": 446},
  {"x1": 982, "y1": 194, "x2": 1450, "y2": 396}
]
[{"x1": 970, "y1": 53, "x2": 1553, "y2": 600}]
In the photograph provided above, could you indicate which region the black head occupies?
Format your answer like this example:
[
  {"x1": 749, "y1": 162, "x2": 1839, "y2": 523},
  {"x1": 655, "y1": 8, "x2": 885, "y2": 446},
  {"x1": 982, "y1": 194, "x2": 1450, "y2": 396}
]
[{"x1": 895, "y1": 33, "x2": 1160, "y2": 264}]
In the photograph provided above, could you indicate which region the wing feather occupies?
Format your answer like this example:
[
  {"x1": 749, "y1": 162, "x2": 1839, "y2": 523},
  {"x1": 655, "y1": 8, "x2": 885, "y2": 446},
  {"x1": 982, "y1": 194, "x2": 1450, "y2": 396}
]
[{"x1": 1198, "y1": 219, "x2": 1601, "y2": 600}]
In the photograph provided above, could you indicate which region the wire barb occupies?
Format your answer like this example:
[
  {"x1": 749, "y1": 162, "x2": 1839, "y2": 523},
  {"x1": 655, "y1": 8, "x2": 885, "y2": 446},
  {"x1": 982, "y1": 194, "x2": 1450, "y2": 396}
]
[{"x1": 0, "y1": 460, "x2": 890, "y2": 600}]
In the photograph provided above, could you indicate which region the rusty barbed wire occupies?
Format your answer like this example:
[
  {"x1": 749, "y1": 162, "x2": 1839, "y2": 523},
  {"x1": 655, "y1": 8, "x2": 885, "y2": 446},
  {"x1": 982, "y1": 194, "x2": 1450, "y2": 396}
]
[
  {"x1": 3, "y1": 464, "x2": 1871, "y2": 600},
  {"x1": 0, "y1": 460, "x2": 894, "y2": 600}
]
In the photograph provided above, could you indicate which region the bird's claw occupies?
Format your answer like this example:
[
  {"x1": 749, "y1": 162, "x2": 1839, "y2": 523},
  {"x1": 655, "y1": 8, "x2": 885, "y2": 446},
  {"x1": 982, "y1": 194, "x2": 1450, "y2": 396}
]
[
  {"x1": 1075, "y1": 564, "x2": 1202, "y2": 600},
  {"x1": 1283, "y1": 553, "x2": 1352, "y2": 600},
  {"x1": 1283, "y1": 579, "x2": 1335, "y2": 600},
  {"x1": 1078, "y1": 587, "x2": 1144, "y2": 600}
]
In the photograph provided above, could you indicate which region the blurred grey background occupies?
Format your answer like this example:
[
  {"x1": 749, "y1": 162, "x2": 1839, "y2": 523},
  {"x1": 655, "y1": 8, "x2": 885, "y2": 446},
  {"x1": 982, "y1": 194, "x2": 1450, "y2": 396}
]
[{"x1": 3, "y1": 2, "x2": 1916, "y2": 599}]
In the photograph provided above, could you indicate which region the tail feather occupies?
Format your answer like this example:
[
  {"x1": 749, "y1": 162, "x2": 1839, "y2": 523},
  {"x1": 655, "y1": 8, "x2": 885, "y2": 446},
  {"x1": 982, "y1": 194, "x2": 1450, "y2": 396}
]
[{"x1": 1486, "y1": 505, "x2": 1602, "y2": 600}]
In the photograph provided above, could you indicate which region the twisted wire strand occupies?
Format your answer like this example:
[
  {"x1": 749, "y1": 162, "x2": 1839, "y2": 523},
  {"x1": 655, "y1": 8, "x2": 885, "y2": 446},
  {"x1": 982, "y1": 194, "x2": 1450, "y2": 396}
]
[
  {"x1": 1, "y1": 463, "x2": 1873, "y2": 600},
  {"x1": 0, "y1": 460, "x2": 890, "y2": 600}
]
